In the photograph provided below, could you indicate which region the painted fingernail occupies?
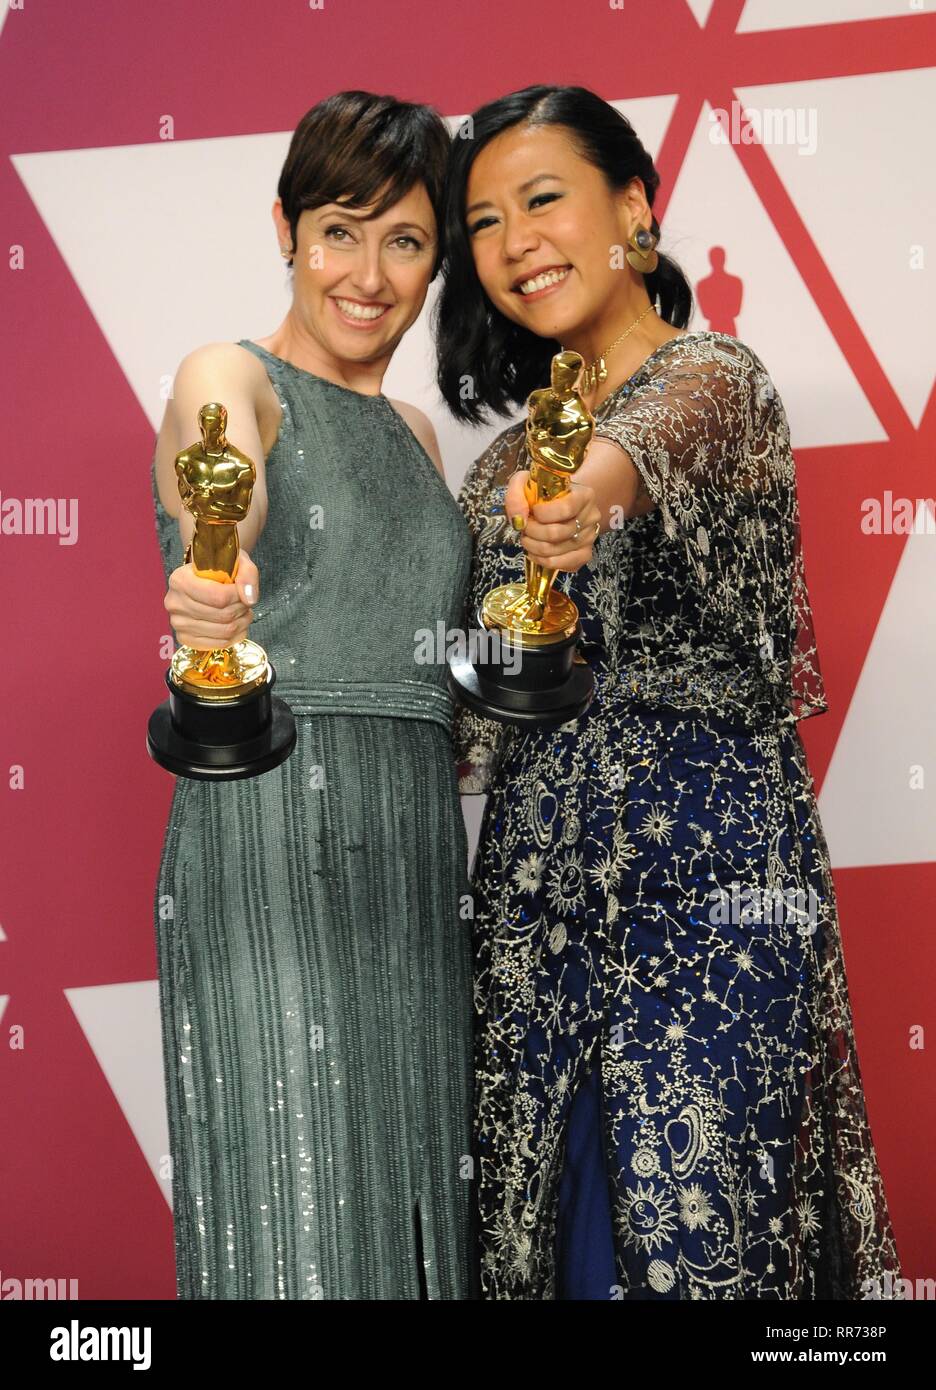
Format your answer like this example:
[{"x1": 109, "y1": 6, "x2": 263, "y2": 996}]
[{"x1": 512, "y1": 514, "x2": 526, "y2": 531}]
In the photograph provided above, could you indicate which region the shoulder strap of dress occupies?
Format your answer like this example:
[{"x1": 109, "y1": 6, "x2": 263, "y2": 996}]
[
  {"x1": 237, "y1": 339, "x2": 296, "y2": 394},
  {"x1": 234, "y1": 340, "x2": 292, "y2": 470}
]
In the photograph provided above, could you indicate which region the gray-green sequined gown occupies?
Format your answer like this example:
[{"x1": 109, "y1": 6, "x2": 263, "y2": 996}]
[{"x1": 150, "y1": 340, "x2": 476, "y2": 1300}]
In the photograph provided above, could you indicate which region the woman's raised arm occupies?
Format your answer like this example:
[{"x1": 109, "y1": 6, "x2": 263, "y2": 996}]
[{"x1": 154, "y1": 341, "x2": 275, "y2": 556}]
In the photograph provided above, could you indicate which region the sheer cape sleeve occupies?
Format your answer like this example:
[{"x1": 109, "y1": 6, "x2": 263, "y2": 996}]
[{"x1": 592, "y1": 334, "x2": 826, "y2": 724}]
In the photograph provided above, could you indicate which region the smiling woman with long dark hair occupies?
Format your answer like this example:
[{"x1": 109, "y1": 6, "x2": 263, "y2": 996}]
[{"x1": 436, "y1": 83, "x2": 903, "y2": 1301}]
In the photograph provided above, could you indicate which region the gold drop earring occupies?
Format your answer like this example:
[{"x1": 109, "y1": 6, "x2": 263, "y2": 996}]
[{"x1": 625, "y1": 223, "x2": 659, "y2": 274}]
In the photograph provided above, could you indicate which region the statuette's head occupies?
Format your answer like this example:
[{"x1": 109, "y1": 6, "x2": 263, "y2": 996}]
[
  {"x1": 198, "y1": 402, "x2": 227, "y2": 445},
  {"x1": 550, "y1": 350, "x2": 584, "y2": 395}
]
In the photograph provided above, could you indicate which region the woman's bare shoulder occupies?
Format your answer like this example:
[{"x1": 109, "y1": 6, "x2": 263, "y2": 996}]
[{"x1": 174, "y1": 340, "x2": 273, "y2": 388}]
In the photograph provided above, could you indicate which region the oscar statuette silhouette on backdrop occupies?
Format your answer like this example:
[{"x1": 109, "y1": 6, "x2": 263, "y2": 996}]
[
  {"x1": 147, "y1": 402, "x2": 296, "y2": 779},
  {"x1": 447, "y1": 350, "x2": 596, "y2": 727}
]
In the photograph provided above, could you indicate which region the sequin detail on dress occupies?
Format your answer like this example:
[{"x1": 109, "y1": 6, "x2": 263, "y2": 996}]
[{"x1": 150, "y1": 340, "x2": 477, "y2": 1299}]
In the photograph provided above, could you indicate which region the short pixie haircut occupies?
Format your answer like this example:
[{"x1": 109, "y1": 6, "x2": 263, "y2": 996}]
[{"x1": 277, "y1": 90, "x2": 451, "y2": 277}]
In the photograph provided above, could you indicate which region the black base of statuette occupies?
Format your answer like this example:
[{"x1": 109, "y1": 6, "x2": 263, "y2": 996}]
[
  {"x1": 447, "y1": 619, "x2": 595, "y2": 729},
  {"x1": 146, "y1": 665, "x2": 297, "y2": 781}
]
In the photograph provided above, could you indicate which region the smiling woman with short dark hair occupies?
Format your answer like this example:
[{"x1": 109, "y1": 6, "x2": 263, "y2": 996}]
[{"x1": 150, "y1": 91, "x2": 481, "y2": 1301}]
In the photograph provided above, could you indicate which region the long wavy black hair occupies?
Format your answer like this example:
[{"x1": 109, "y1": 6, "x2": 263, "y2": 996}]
[
  {"x1": 435, "y1": 85, "x2": 693, "y2": 423},
  {"x1": 277, "y1": 91, "x2": 451, "y2": 278}
]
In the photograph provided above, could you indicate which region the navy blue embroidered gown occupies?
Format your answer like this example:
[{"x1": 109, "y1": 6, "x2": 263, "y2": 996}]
[{"x1": 453, "y1": 331, "x2": 903, "y2": 1300}]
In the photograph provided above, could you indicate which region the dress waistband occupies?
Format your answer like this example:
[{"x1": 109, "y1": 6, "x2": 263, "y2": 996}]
[
  {"x1": 592, "y1": 662, "x2": 796, "y2": 735},
  {"x1": 270, "y1": 676, "x2": 455, "y2": 732}
]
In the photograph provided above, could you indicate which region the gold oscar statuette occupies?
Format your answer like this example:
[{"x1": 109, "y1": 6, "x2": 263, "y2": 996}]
[
  {"x1": 446, "y1": 350, "x2": 596, "y2": 726},
  {"x1": 147, "y1": 402, "x2": 297, "y2": 779}
]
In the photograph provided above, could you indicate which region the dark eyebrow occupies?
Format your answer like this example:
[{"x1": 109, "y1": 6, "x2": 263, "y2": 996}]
[
  {"x1": 465, "y1": 172, "x2": 562, "y2": 218},
  {"x1": 315, "y1": 207, "x2": 432, "y2": 238}
]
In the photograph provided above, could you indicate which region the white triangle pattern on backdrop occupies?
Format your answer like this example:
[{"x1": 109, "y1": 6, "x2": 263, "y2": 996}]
[
  {"x1": 818, "y1": 505, "x2": 936, "y2": 869},
  {"x1": 65, "y1": 982, "x2": 173, "y2": 1209},
  {"x1": 739, "y1": 0, "x2": 931, "y2": 34}
]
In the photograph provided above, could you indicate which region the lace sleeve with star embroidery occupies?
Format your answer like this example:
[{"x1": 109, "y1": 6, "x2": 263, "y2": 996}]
[
  {"x1": 592, "y1": 337, "x2": 826, "y2": 723},
  {"x1": 450, "y1": 421, "x2": 528, "y2": 793}
]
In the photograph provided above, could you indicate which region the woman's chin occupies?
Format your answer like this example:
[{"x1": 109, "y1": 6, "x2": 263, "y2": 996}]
[
  {"x1": 499, "y1": 299, "x2": 583, "y2": 343},
  {"x1": 496, "y1": 309, "x2": 554, "y2": 340}
]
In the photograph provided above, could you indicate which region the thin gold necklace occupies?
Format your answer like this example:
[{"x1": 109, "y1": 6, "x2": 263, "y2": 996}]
[{"x1": 571, "y1": 303, "x2": 657, "y2": 394}]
